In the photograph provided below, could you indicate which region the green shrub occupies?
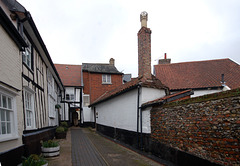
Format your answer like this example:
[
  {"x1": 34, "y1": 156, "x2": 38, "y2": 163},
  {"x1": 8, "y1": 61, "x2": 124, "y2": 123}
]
[
  {"x1": 60, "y1": 121, "x2": 68, "y2": 128},
  {"x1": 56, "y1": 126, "x2": 65, "y2": 133},
  {"x1": 41, "y1": 139, "x2": 59, "y2": 148},
  {"x1": 22, "y1": 154, "x2": 47, "y2": 166}
]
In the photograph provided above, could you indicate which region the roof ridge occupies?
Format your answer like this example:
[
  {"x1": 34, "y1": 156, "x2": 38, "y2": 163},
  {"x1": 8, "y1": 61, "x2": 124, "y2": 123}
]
[
  {"x1": 155, "y1": 58, "x2": 231, "y2": 66},
  {"x1": 82, "y1": 63, "x2": 110, "y2": 65},
  {"x1": 54, "y1": 63, "x2": 81, "y2": 66}
]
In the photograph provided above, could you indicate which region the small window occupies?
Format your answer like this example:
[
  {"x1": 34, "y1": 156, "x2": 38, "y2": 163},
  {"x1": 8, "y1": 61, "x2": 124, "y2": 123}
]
[
  {"x1": 83, "y1": 95, "x2": 90, "y2": 107},
  {"x1": 66, "y1": 94, "x2": 70, "y2": 100},
  {"x1": 102, "y1": 74, "x2": 111, "y2": 84},
  {"x1": 23, "y1": 37, "x2": 32, "y2": 69},
  {"x1": 49, "y1": 96, "x2": 56, "y2": 118},
  {"x1": 70, "y1": 94, "x2": 74, "y2": 100},
  {"x1": 66, "y1": 94, "x2": 74, "y2": 101},
  {"x1": 24, "y1": 90, "x2": 35, "y2": 129}
]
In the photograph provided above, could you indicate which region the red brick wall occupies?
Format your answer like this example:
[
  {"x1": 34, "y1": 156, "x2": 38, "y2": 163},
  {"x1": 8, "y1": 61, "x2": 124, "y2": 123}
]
[
  {"x1": 83, "y1": 72, "x2": 90, "y2": 94},
  {"x1": 83, "y1": 72, "x2": 123, "y2": 103},
  {"x1": 138, "y1": 27, "x2": 152, "y2": 79},
  {"x1": 151, "y1": 92, "x2": 240, "y2": 166}
]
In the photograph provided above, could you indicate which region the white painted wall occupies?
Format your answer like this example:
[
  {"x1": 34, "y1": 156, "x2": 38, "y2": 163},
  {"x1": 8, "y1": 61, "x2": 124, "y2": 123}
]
[
  {"x1": 83, "y1": 107, "x2": 93, "y2": 122},
  {"x1": 0, "y1": 20, "x2": 23, "y2": 152},
  {"x1": 95, "y1": 87, "x2": 166, "y2": 133},
  {"x1": 96, "y1": 89, "x2": 138, "y2": 132},
  {"x1": 141, "y1": 87, "x2": 165, "y2": 104},
  {"x1": 191, "y1": 89, "x2": 222, "y2": 97}
]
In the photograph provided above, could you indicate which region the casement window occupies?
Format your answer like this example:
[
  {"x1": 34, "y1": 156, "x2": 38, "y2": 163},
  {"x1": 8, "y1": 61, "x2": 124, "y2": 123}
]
[
  {"x1": 22, "y1": 35, "x2": 32, "y2": 69},
  {"x1": 49, "y1": 96, "x2": 56, "y2": 118},
  {"x1": 47, "y1": 71, "x2": 57, "y2": 118},
  {"x1": 0, "y1": 90, "x2": 17, "y2": 142},
  {"x1": 83, "y1": 95, "x2": 90, "y2": 107},
  {"x1": 24, "y1": 89, "x2": 35, "y2": 129},
  {"x1": 66, "y1": 94, "x2": 74, "y2": 101},
  {"x1": 102, "y1": 74, "x2": 111, "y2": 84}
]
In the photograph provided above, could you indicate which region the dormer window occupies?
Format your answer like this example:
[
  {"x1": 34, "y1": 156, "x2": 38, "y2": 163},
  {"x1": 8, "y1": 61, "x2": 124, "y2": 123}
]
[{"x1": 102, "y1": 74, "x2": 111, "y2": 84}]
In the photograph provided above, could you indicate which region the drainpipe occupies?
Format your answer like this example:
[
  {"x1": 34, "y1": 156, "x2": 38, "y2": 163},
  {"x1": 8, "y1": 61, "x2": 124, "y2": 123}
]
[
  {"x1": 80, "y1": 88, "x2": 83, "y2": 126},
  {"x1": 136, "y1": 84, "x2": 141, "y2": 149},
  {"x1": 140, "y1": 105, "x2": 143, "y2": 150}
]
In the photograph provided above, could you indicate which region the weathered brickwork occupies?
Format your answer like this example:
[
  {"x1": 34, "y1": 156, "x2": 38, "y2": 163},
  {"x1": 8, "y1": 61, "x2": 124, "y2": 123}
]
[
  {"x1": 138, "y1": 26, "x2": 152, "y2": 79},
  {"x1": 151, "y1": 92, "x2": 240, "y2": 165}
]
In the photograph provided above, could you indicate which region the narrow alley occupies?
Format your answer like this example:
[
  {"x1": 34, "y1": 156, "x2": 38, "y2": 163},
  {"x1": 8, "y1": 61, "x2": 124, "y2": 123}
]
[{"x1": 47, "y1": 127, "x2": 165, "y2": 166}]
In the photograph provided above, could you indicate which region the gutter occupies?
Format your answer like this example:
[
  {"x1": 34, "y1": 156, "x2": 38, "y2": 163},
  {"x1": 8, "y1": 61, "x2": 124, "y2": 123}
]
[{"x1": 0, "y1": 7, "x2": 27, "y2": 50}]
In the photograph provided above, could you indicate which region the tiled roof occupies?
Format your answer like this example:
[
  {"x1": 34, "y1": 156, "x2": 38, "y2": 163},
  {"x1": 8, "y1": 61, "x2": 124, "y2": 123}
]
[
  {"x1": 141, "y1": 89, "x2": 193, "y2": 108},
  {"x1": 82, "y1": 63, "x2": 122, "y2": 74},
  {"x1": 154, "y1": 58, "x2": 240, "y2": 90},
  {"x1": 55, "y1": 64, "x2": 82, "y2": 87},
  {"x1": 90, "y1": 75, "x2": 169, "y2": 106}
]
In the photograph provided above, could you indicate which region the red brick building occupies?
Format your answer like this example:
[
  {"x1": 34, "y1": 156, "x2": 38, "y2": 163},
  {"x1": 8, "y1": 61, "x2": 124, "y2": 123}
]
[
  {"x1": 55, "y1": 58, "x2": 123, "y2": 127},
  {"x1": 82, "y1": 58, "x2": 123, "y2": 103}
]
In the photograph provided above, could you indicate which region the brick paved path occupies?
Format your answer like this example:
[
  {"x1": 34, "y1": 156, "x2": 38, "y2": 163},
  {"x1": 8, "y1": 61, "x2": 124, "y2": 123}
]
[
  {"x1": 71, "y1": 127, "x2": 163, "y2": 166},
  {"x1": 71, "y1": 128, "x2": 107, "y2": 166}
]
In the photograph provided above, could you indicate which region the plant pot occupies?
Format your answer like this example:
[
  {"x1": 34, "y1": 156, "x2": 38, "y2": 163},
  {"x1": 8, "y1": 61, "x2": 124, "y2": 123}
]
[
  {"x1": 41, "y1": 146, "x2": 60, "y2": 157},
  {"x1": 55, "y1": 132, "x2": 66, "y2": 139}
]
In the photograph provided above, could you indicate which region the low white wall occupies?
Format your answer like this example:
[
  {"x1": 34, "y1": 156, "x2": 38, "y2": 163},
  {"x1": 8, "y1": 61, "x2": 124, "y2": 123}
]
[{"x1": 83, "y1": 107, "x2": 93, "y2": 122}]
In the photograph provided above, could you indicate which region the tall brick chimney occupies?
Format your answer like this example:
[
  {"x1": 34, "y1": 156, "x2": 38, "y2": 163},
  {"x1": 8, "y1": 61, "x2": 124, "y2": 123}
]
[{"x1": 138, "y1": 11, "x2": 152, "y2": 79}]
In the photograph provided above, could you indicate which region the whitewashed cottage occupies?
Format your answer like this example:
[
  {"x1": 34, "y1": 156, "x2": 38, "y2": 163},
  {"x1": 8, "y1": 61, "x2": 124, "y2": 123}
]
[{"x1": 0, "y1": 1, "x2": 64, "y2": 165}]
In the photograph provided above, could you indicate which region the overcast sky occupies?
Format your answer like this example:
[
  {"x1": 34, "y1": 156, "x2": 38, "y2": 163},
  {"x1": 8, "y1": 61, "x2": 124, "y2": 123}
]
[{"x1": 17, "y1": 0, "x2": 240, "y2": 77}]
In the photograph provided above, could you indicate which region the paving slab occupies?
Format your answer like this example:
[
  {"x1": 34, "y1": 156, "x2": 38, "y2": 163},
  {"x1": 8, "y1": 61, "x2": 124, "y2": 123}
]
[
  {"x1": 71, "y1": 128, "x2": 107, "y2": 166},
  {"x1": 47, "y1": 127, "x2": 165, "y2": 166},
  {"x1": 47, "y1": 128, "x2": 72, "y2": 166},
  {"x1": 82, "y1": 128, "x2": 163, "y2": 166}
]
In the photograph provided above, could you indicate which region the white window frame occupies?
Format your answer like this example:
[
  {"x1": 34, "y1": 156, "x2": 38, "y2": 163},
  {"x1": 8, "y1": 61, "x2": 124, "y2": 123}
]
[
  {"x1": 22, "y1": 34, "x2": 32, "y2": 69},
  {"x1": 102, "y1": 74, "x2": 111, "y2": 84},
  {"x1": 49, "y1": 95, "x2": 56, "y2": 118},
  {"x1": 66, "y1": 94, "x2": 74, "y2": 101},
  {"x1": 0, "y1": 88, "x2": 18, "y2": 142},
  {"x1": 24, "y1": 88, "x2": 36, "y2": 130},
  {"x1": 83, "y1": 94, "x2": 90, "y2": 107},
  {"x1": 47, "y1": 71, "x2": 57, "y2": 119}
]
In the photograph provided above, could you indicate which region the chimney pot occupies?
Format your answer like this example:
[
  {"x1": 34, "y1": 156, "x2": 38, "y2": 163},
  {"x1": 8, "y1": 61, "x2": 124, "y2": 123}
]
[
  {"x1": 109, "y1": 58, "x2": 115, "y2": 66},
  {"x1": 158, "y1": 53, "x2": 171, "y2": 64},
  {"x1": 140, "y1": 11, "x2": 148, "y2": 27}
]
